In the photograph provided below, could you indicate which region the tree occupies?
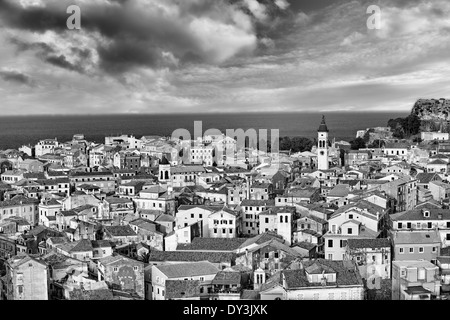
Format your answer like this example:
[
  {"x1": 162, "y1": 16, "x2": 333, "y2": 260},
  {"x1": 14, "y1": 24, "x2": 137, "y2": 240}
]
[
  {"x1": 279, "y1": 137, "x2": 292, "y2": 151},
  {"x1": 350, "y1": 137, "x2": 366, "y2": 150},
  {"x1": 363, "y1": 131, "x2": 371, "y2": 143},
  {"x1": 368, "y1": 139, "x2": 385, "y2": 148},
  {"x1": 279, "y1": 137, "x2": 314, "y2": 152},
  {"x1": 290, "y1": 137, "x2": 314, "y2": 153},
  {"x1": 139, "y1": 252, "x2": 151, "y2": 263}
]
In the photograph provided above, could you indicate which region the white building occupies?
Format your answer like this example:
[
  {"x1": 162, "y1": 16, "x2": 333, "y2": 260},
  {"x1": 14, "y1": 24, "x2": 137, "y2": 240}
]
[{"x1": 421, "y1": 132, "x2": 449, "y2": 141}]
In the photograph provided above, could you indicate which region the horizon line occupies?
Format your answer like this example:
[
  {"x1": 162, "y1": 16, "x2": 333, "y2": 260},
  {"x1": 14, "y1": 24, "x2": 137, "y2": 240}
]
[{"x1": 0, "y1": 110, "x2": 410, "y2": 117}]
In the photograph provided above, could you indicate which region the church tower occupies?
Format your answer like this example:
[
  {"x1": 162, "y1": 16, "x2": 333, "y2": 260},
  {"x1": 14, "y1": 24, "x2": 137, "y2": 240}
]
[{"x1": 317, "y1": 115, "x2": 329, "y2": 170}]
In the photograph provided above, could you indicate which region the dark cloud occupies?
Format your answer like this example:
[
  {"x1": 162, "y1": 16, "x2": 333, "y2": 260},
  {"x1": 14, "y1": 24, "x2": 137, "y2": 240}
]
[
  {"x1": 0, "y1": 0, "x2": 296, "y2": 74},
  {"x1": 8, "y1": 37, "x2": 55, "y2": 55},
  {"x1": 0, "y1": 70, "x2": 32, "y2": 85},
  {"x1": 0, "y1": 0, "x2": 68, "y2": 32},
  {"x1": 45, "y1": 55, "x2": 81, "y2": 72}
]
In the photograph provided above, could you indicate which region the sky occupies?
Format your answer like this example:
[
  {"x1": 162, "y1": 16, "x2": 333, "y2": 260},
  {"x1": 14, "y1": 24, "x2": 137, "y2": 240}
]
[{"x1": 0, "y1": 0, "x2": 450, "y2": 115}]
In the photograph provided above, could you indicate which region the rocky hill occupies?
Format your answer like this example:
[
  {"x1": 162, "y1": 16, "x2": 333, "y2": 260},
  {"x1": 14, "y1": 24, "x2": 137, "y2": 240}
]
[{"x1": 411, "y1": 98, "x2": 450, "y2": 132}]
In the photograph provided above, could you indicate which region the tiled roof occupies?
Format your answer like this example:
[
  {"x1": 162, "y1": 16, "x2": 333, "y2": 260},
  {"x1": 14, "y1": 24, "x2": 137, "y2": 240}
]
[
  {"x1": 176, "y1": 237, "x2": 246, "y2": 252},
  {"x1": 165, "y1": 280, "x2": 201, "y2": 300},
  {"x1": 245, "y1": 239, "x2": 301, "y2": 257},
  {"x1": 92, "y1": 240, "x2": 113, "y2": 248},
  {"x1": 0, "y1": 195, "x2": 38, "y2": 208},
  {"x1": 60, "y1": 210, "x2": 77, "y2": 217},
  {"x1": 70, "y1": 171, "x2": 113, "y2": 177},
  {"x1": 331, "y1": 200, "x2": 384, "y2": 220},
  {"x1": 347, "y1": 238, "x2": 391, "y2": 249},
  {"x1": 240, "y1": 199, "x2": 275, "y2": 207},
  {"x1": 104, "y1": 225, "x2": 137, "y2": 237},
  {"x1": 294, "y1": 242, "x2": 317, "y2": 251},
  {"x1": 328, "y1": 184, "x2": 350, "y2": 198},
  {"x1": 70, "y1": 239, "x2": 94, "y2": 253},
  {"x1": 416, "y1": 173, "x2": 440, "y2": 184},
  {"x1": 105, "y1": 197, "x2": 133, "y2": 204},
  {"x1": 392, "y1": 207, "x2": 450, "y2": 221},
  {"x1": 241, "y1": 290, "x2": 260, "y2": 300},
  {"x1": 239, "y1": 232, "x2": 284, "y2": 249},
  {"x1": 284, "y1": 187, "x2": 319, "y2": 198},
  {"x1": 394, "y1": 230, "x2": 441, "y2": 244},
  {"x1": 280, "y1": 259, "x2": 363, "y2": 289},
  {"x1": 148, "y1": 251, "x2": 235, "y2": 263},
  {"x1": 211, "y1": 271, "x2": 241, "y2": 285},
  {"x1": 177, "y1": 205, "x2": 215, "y2": 212},
  {"x1": 155, "y1": 214, "x2": 175, "y2": 223},
  {"x1": 428, "y1": 159, "x2": 448, "y2": 165},
  {"x1": 156, "y1": 261, "x2": 219, "y2": 278}
]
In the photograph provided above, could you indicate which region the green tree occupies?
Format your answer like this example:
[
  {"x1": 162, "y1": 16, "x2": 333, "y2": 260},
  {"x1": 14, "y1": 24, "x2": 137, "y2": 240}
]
[
  {"x1": 368, "y1": 139, "x2": 385, "y2": 148},
  {"x1": 279, "y1": 137, "x2": 292, "y2": 151},
  {"x1": 139, "y1": 252, "x2": 151, "y2": 263},
  {"x1": 350, "y1": 137, "x2": 366, "y2": 150},
  {"x1": 290, "y1": 137, "x2": 314, "y2": 153}
]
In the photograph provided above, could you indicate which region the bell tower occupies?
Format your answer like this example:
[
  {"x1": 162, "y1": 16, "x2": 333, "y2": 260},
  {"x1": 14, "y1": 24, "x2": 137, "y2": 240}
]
[{"x1": 317, "y1": 115, "x2": 329, "y2": 170}]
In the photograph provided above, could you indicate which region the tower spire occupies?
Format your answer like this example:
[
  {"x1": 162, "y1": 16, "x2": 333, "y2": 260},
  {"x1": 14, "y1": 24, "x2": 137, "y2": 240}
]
[{"x1": 318, "y1": 115, "x2": 329, "y2": 132}]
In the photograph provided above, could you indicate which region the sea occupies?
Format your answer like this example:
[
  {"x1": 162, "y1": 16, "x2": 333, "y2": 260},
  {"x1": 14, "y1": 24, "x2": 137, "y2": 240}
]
[{"x1": 0, "y1": 112, "x2": 407, "y2": 150}]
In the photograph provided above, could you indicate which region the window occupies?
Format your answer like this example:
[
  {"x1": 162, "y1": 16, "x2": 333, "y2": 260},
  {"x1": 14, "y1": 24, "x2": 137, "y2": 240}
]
[
  {"x1": 432, "y1": 247, "x2": 437, "y2": 253},
  {"x1": 349, "y1": 214, "x2": 353, "y2": 219},
  {"x1": 407, "y1": 222, "x2": 411, "y2": 229},
  {"x1": 222, "y1": 229, "x2": 226, "y2": 234},
  {"x1": 191, "y1": 214, "x2": 194, "y2": 218},
  {"x1": 265, "y1": 252, "x2": 269, "y2": 259},
  {"x1": 347, "y1": 228, "x2": 352, "y2": 235},
  {"x1": 274, "y1": 252, "x2": 279, "y2": 259},
  {"x1": 328, "y1": 239, "x2": 333, "y2": 248},
  {"x1": 214, "y1": 228, "x2": 217, "y2": 234},
  {"x1": 134, "y1": 266, "x2": 138, "y2": 271},
  {"x1": 113, "y1": 267, "x2": 118, "y2": 272},
  {"x1": 419, "y1": 247, "x2": 424, "y2": 253},
  {"x1": 409, "y1": 247, "x2": 414, "y2": 253},
  {"x1": 398, "y1": 222, "x2": 403, "y2": 229},
  {"x1": 428, "y1": 222, "x2": 432, "y2": 229},
  {"x1": 399, "y1": 247, "x2": 404, "y2": 254}
]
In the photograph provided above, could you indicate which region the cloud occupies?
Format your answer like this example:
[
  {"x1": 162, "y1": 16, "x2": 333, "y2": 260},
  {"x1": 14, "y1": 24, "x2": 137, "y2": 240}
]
[
  {"x1": 275, "y1": 0, "x2": 290, "y2": 10},
  {"x1": 0, "y1": 0, "x2": 273, "y2": 74},
  {"x1": 1, "y1": 0, "x2": 450, "y2": 116},
  {"x1": 340, "y1": 31, "x2": 364, "y2": 46},
  {"x1": 0, "y1": 69, "x2": 33, "y2": 85}
]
